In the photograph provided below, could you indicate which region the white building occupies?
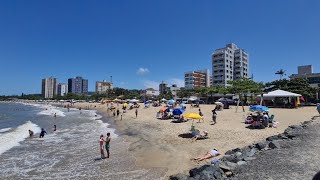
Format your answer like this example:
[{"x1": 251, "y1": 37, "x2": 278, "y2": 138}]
[
  {"x1": 57, "y1": 83, "x2": 68, "y2": 96},
  {"x1": 42, "y1": 77, "x2": 57, "y2": 98},
  {"x1": 96, "y1": 81, "x2": 113, "y2": 94},
  {"x1": 184, "y1": 69, "x2": 210, "y2": 89},
  {"x1": 212, "y1": 43, "x2": 249, "y2": 86}
]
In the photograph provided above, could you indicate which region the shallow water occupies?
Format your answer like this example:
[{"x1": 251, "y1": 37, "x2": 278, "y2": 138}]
[{"x1": 0, "y1": 102, "x2": 165, "y2": 179}]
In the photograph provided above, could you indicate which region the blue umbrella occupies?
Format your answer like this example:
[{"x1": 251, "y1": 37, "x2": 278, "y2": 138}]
[
  {"x1": 167, "y1": 99, "x2": 175, "y2": 105},
  {"x1": 172, "y1": 108, "x2": 185, "y2": 115},
  {"x1": 249, "y1": 105, "x2": 269, "y2": 112},
  {"x1": 144, "y1": 101, "x2": 151, "y2": 105},
  {"x1": 180, "y1": 103, "x2": 187, "y2": 107}
]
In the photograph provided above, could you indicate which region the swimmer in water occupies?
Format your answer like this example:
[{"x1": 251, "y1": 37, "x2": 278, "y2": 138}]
[
  {"x1": 54, "y1": 113, "x2": 57, "y2": 118},
  {"x1": 29, "y1": 129, "x2": 34, "y2": 137},
  {"x1": 53, "y1": 125, "x2": 56, "y2": 131},
  {"x1": 39, "y1": 128, "x2": 47, "y2": 138}
]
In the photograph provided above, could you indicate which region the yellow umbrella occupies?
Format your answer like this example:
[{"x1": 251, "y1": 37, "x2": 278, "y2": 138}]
[
  {"x1": 123, "y1": 103, "x2": 128, "y2": 107},
  {"x1": 185, "y1": 113, "x2": 203, "y2": 120}
]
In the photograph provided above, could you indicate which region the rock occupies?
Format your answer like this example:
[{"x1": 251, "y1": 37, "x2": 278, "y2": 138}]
[
  {"x1": 255, "y1": 142, "x2": 267, "y2": 150},
  {"x1": 244, "y1": 147, "x2": 258, "y2": 157},
  {"x1": 237, "y1": 161, "x2": 248, "y2": 166},
  {"x1": 219, "y1": 161, "x2": 238, "y2": 171},
  {"x1": 243, "y1": 156, "x2": 256, "y2": 161},
  {"x1": 235, "y1": 152, "x2": 242, "y2": 157},
  {"x1": 225, "y1": 148, "x2": 241, "y2": 155},
  {"x1": 189, "y1": 164, "x2": 219, "y2": 178},
  {"x1": 269, "y1": 141, "x2": 281, "y2": 149},
  {"x1": 266, "y1": 135, "x2": 282, "y2": 141},
  {"x1": 221, "y1": 154, "x2": 238, "y2": 163},
  {"x1": 225, "y1": 171, "x2": 233, "y2": 177},
  {"x1": 169, "y1": 174, "x2": 189, "y2": 180},
  {"x1": 284, "y1": 126, "x2": 303, "y2": 139}
]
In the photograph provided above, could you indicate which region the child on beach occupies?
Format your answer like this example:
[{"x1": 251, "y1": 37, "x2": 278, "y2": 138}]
[
  {"x1": 99, "y1": 135, "x2": 105, "y2": 159},
  {"x1": 211, "y1": 109, "x2": 217, "y2": 125},
  {"x1": 135, "y1": 109, "x2": 138, "y2": 118}
]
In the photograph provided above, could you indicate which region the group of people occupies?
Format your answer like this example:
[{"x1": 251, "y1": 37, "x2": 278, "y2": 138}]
[
  {"x1": 245, "y1": 111, "x2": 276, "y2": 129},
  {"x1": 28, "y1": 125, "x2": 56, "y2": 138},
  {"x1": 99, "y1": 132, "x2": 111, "y2": 159}
]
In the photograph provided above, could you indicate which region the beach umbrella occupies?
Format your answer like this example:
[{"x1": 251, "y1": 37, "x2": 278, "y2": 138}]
[
  {"x1": 172, "y1": 108, "x2": 185, "y2": 115},
  {"x1": 144, "y1": 101, "x2": 151, "y2": 105},
  {"x1": 180, "y1": 103, "x2": 187, "y2": 107},
  {"x1": 218, "y1": 98, "x2": 234, "y2": 104},
  {"x1": 249, "y1": 105, "x2": 269, "y2": 112},
  {"x1": 184, "y1": 113, "x2": 203, "y2": 120},
  {"x1": 161, "y1": 98, "x2": 167, "y2": 102},
  {"x1": 129, "y1": 99, "x2": 139, "y2": 103},
  {"x1": 160, "y1": 107, "x2": 168, "y2": 113},
  {"x1": 123, "y1": 103, "x2": 128, "y2": 107},
  {"x1": 167, "y1": 99, "x2": 175, "y2": 105}
]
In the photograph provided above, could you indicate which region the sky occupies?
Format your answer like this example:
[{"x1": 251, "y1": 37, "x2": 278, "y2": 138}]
[{"x1": 0, "y1": 0, "x2": 320, "y2": 95}]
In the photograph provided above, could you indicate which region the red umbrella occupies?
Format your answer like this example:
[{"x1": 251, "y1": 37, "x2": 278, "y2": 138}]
[{"x1": 300, "y1": 97, "x2": 305, "y2": 102}]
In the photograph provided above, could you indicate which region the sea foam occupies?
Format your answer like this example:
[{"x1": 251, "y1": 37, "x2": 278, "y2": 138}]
[
  {"x1": 0, "y1": 121, "x2": 41, "y2": 155},
  {"x1": 0, "y1": 128, "x2": 12, "y2": 133}
]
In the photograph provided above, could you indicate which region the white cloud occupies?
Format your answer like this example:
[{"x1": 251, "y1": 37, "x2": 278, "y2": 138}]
[
  {"x1": 143, "y1": 80, "x2": 159, "y2": 90},
  {"x1": 136, "y1": 68, "x2": 150, "y2": 75},
  {"x1": 168, "y1": 78, "x2": 184, "y2": 87}
]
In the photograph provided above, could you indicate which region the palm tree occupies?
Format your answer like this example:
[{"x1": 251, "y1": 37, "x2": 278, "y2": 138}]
[{"x1": 275, "y1": 69, "x2": 286, "y2": 80}]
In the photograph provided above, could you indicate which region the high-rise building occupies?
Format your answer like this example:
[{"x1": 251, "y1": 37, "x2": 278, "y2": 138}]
[
  {"x1": 68, "y1": 76, "x2": 88, "y2": 95},
  {"x1": 298, "y1": 65, "x2": 313, "y2": 75},
  {"x1": 212, "y1": 43, "x2": 249, "y2": 86},
  {"x1": 159, "y1": 81, "x2": 168, "y2": 94},
  {"x1": 184, "y1": 69, "x2": 210, "y2": 89},
  {"x1": 42, "y1": 77, "x2": 57, "y2": 98},
  {"x1": 57, "y1": 83, "x2": 68, "y2": 96},
  {"x1": 96, "y1": 81, "x2": 113, "y2": 94}
]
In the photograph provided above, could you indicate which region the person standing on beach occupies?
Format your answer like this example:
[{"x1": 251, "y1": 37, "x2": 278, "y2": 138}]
[
  {"x1": 135, "y1": 109, "x2": 138, "y2": 118},
  {"x1": 53, "y1": 125, "x2": 57, "y2": 131},
  {"x1": 317, "y1": 103, "x2": 320, "y2": 115},
  {"x1": 105, "y1": 133, "x2": 111, "y2": 158},
  {"x1": 79, "y1": 107, "x2": 82, "y2": 114},
  {"x1": 211, "y1": 109, "x2": 217, "y2": 125},
  {"x1": 54, "y1": 113, "x2": 57, "y2": 119},
  {"x1": 39, "y1": 128, "x2": 47, "y2": 138},
  {"x1": 99, "y1": 135, "x2": 105, "y2": 159},
  {"x1": 116, "y1": 109, "x2": 120, "y2": 117}
]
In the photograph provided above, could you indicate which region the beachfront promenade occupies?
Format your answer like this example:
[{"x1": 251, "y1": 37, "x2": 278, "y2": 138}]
[{"x1": 50, "y1": 102, "x2": 318, "y2": 177}]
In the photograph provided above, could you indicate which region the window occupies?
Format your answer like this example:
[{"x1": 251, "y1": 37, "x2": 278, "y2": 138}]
[
  {"x1": 226, "y1": 75, "x2": 229, "y2": 78},
  {"x1": 226, "y1": 65, "x2": 229, "y2": 68},
  {"x1": 226, "y1": 70, "x2": 229, "y2": 73}
]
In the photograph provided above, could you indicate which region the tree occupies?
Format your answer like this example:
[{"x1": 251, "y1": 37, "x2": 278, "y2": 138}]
[{"x1": 177, "y1": 88, "x2": 193, "y2": 98}]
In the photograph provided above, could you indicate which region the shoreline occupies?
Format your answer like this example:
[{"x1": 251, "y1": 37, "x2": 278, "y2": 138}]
[{"x1": 28, "y1": 101, "x2": 319, "y2": 179}]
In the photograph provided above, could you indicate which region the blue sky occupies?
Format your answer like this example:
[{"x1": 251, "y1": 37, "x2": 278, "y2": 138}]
[{"x1": 0, "y1": 0, "x2": 320, "y2": 95}]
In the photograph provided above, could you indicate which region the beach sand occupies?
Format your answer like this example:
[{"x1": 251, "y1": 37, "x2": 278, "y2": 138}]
[{"x1": 50, "y1": 102, "x2": 318, "y2": 178}]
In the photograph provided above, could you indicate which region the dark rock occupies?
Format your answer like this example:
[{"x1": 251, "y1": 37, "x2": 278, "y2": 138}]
[
  {"x1": 225, "y1": 148, "x2": 241, "y2": 155},
  {"x1": 284, "y1": 126, "x2": 303, "y2": 139},
  {"x1": 266, "y1": 135, "x2": 282, "y2": 141},
  {"x1": 169, "y1": 173, "x2": 189, "y2": 180},
  {"x1": 237, "y1": 161, "x2": 248, "y2": 166},
  {"x1": 269, "y1": 141, "x2": 281, "y2": 149},
  {"x1": 255, "y1": 142, "x2": 267, "y2": 150},
  {"x1": 221, "y1": 154, "x2": 238, "y2": 163},
  {"x1": 219, "y1": 161, "x2": 237, "y2": 171},
  {"x1": 243, "y1": 156, "x2": 256, "y2": 161}
]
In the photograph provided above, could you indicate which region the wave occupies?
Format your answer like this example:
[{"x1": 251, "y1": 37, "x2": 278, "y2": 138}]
[
  {"x1": 88, "y1": 110, "x2": 118, "y2": 138},
  {"x1": 37, "y1": 107, "x2": 65, "y2": 117},
  {"x1": 0, "y1": 121, "x2": 41, "y2": 155},
  {"x1": 0, "y1": 128, "x2": 12, "y2": 133}
]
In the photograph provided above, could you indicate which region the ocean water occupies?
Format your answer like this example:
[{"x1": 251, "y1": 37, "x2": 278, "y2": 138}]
[{"x1": 0, "y1": 102, "x2": 165, "y2": 179}]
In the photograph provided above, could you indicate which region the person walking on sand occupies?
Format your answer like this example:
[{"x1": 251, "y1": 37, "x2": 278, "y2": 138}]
[
  {"x1": 105, "y1": 132, "x2": 111, "y2": 158},
  {"x1": 99, "y1": 135, "x2": 105, "y2": 159},
  {"x1": 198, "y1": 108, "x2": 204, "y2": 123},
  {"x1": 211, "y1": 109, "x2": 217, "y2": 125},
  {"x1": 135, "y1": 109, "x2": 138, "y2": 118},
  {"x1": 39, "y1": 128, "x2": 47, "y2": 138}
]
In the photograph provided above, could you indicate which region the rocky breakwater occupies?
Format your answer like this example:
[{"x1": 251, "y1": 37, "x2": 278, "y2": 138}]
[{"x1": 169, "y1": 119, "x2": 316, "y2": 180}]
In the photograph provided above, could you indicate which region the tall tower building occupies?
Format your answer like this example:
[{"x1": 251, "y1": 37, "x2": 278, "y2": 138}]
[
  {"x1": 184, "y1": 69, "x2": 210, "y2": 89},
  {"x1": 68, "y1": 76, "x2": 88, "y2": 95},
  {"x1": 57, "y1": 83, "x2": 68, "y2": 96},
  {"x1": 42, "y1": 77, "x2": 57, "y2": 98},
  {"x1": 212, "y1": 43, "x2": 249, "y2": 86}
]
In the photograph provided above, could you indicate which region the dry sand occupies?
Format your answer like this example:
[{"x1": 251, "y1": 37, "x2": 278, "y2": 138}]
[{"x1": 50, "y1": 102, "x2": 318, "y2": 178}]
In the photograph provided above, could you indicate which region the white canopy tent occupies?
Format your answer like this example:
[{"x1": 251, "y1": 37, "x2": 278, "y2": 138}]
[{"x1": 258, "y1": 90, "x2": 301, "y2": 99}]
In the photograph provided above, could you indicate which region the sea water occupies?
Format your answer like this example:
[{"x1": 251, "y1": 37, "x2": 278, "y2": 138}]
[{"x1": 0, "y1": 102, "x2": 165, "y2": 179}]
